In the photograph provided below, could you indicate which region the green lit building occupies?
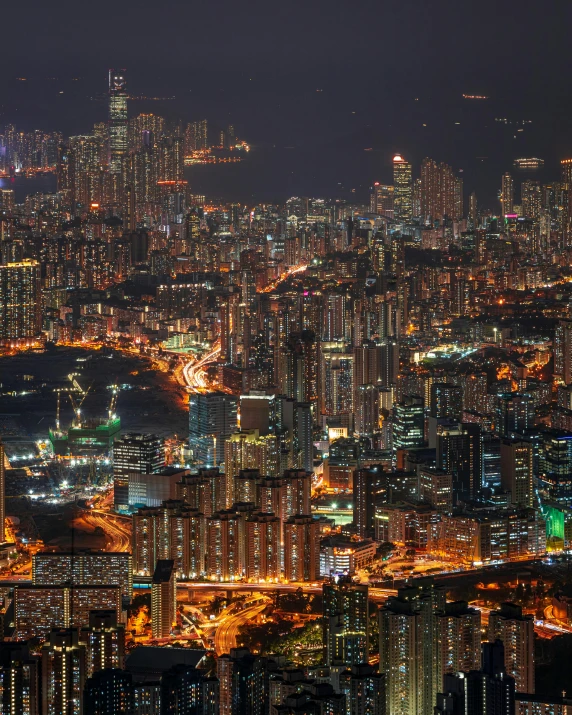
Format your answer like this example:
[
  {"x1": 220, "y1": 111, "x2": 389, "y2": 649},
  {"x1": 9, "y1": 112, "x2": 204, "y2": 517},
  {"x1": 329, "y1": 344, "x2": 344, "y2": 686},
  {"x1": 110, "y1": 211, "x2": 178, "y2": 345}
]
[{"x1": 49, "y1": 417, "x2": 121, "y2": 457}]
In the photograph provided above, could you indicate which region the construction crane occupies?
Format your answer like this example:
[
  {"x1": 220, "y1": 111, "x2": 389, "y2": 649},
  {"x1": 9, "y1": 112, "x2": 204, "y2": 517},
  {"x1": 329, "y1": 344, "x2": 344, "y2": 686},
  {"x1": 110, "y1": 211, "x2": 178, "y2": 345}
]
[
  {"x1": 108, "y1": 385, "x2": 120, "y2": 419},
  {"x1": 66, "y1": 374, "x2": 92, "y2": 427}
]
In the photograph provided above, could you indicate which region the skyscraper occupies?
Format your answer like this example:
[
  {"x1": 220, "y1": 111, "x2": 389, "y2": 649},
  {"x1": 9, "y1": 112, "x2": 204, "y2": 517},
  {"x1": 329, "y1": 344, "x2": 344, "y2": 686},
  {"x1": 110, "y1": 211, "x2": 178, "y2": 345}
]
[
  {"x1": 188, "y1": 393, "x2": 238, "y2": 468},
  {"x1": 500, "y1": 439, "x2": 533, "y2": 508},
  {"x1": 113, "y1": 433, "x2": 164, "y2": 511},
  {"x1": 437, "y1": 423, "x2": 483, "y2": 501},
  {"x1": 370, "y1": 183, "x2": 394, "y2": 217},
  {"x1": 108, "y1": 69, "x2": 128, "y2": 173},
  {"x1": 0, "y1": 260, "x2": 41, "y2": 345},
  {"x1": 501, "y1": 173, "x2": 514, "y2": 215},
  {"x1": 393, "y1": 154, "x2": 413, "y2": 222},
  {"x1": 430, "y1": 383, "x2": 463, "y2": 421},
  {"x1": 393, "y1": 395, "x2": 425, "y2": 454}
]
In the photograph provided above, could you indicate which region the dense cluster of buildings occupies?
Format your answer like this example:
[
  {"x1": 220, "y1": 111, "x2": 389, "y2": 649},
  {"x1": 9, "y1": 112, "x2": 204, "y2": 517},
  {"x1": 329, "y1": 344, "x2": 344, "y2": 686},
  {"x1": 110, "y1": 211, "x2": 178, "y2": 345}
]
[{"x1": 5, "y1": 68, "x2": 572, "y2": 713}]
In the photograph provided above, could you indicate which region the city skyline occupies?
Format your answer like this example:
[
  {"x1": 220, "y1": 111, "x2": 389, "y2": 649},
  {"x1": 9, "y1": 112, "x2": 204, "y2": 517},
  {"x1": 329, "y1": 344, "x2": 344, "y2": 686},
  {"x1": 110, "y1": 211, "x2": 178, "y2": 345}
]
[{"x1": 2, "y1": 2, "x2": 572, "y2": 712}]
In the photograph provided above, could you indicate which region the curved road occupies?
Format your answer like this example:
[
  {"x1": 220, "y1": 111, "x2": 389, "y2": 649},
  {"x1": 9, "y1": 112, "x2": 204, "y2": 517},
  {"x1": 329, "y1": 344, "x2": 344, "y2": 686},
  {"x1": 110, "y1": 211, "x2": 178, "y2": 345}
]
[
  {"x1": 76, "y1": 508, "x2": 132, "y2": 552},
  {"x1": 183, "y1": 343, "x2": 221, "y2": 392},
  {"x1": 215, "y1": 602, "x2": 268, "y2": 655}
]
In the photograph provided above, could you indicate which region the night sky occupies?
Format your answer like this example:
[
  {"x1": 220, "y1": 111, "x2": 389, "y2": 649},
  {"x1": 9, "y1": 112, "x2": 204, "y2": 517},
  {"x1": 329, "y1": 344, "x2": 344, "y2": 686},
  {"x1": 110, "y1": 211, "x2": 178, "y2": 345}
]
[{"x1": 2, "y1": 0, "x2": 572, "y2": 205}]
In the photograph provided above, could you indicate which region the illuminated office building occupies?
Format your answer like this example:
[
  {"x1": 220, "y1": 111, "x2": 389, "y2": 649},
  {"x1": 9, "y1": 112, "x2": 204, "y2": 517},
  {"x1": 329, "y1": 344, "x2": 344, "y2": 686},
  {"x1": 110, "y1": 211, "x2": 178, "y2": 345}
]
[
  {"x1": 370, "y1": 183, "x2": 394, "y2": 217},
  {"x1": 113, "y1": 433, "x2": 164, "y2": 511},
  {"x1": 393, "y1": 154, "x2": 413, "y2": 222},
  {"x1": 393, "y1": 395, "x2": 425, "y2": 453},
  {"x1": 108, "y1": 69, "x2": 128, "y2": 173},
  {"x1": 189, "y1": 393, "x2": 238, "y2": 468},
  {"x1": 500, "y1": 439, "x2": 533, "y2": 508}
]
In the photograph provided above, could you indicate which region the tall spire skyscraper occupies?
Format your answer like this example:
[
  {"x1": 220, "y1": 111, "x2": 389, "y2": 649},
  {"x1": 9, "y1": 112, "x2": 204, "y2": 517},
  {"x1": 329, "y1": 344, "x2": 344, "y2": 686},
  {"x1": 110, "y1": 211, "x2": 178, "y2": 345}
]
[
  {"x1": 393, "y1": 154, "x2": 413, "y2": 222},
  {"x1": 108, "y1": 69, "x2": 128, "y2": 173}
]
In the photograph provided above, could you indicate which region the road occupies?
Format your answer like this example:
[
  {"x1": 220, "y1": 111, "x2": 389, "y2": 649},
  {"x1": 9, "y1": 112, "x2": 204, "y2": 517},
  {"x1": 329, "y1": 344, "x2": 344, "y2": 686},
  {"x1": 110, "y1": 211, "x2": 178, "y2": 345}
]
[
  {"x1": 177, "y1": 581, "x2": 397, "y2": 599},
  {"x1": 76, "y1": 507, "x2": 132, "y2": 552},
  {"x1": 183, "y1": 343, "x2": 221, "y2": 392},
  {"x1": 214, "y1": 602, "x2": 268, "y2": 655},
  {"x1": 259, "y1": 264, "x2": 307, "y2": 293}
]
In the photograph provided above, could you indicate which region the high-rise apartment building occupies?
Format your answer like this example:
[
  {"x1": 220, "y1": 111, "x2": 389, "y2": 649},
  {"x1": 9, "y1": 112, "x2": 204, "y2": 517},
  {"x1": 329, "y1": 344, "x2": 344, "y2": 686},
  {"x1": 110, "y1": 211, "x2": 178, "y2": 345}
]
[
  {"x1": 151, "y1": 560, "x2": 176, "y2": 639},
  {"x1": 430, "y1": 383, "x2": 463, "y2": 421},
  {"x1": 245, "y1": 512, "x2": 281, "y2": 581},
  {"x1": 420, "y1": 158, "x2": 461, "y2": 223},
  {"x1": 14, "y1": 585, "x2": 122, "y2": 640},
  {"x1": 160, "y1": 665, "x2": 219, "y2": 715},
  {"x1": 0, "y1": 642, "x2": 39, "y2": 715},
  {"x1": 0, "y1": 260, "x2": 41, "y2": 345},
  {"x1": 132, "y1": 500, "x2": 205, "y2": 579},
  {"x1": 379, "y1": 578, "x2": 470, "y2": 715},
  {"x1": 322, "y1": 577, "x2": 369, "y2": 667},
  {"x1": 108, "y1": 69, "x2": 128, "y2": 173},
  {"x1": 393, "y1": 154, "x2": 413, "y2": 222},
  {"x1": 113, "y1": 433, "x2": 164, "y2": 510},
  {"x1": 84, "y1": 668, "x2": 134, "y2": 715},
  {"x1": 521, "y1": 179, "x2": 542, "y2": 221},
  {"x1": 206, "y1": 510, "x2": 245, "y2": 581},
  {"x1": 81, "y1": 610, "x2": 125, "y2": 679},
  {"x1": 32, "y1": 552, "x2": 133, "y2": 597},
  {"x1": 41, "y1": 628, "x2": 86, "y2": 715},
  {"x1": 339, "y1": 664, "x2": 385, "y2": 715},
  {"x1": 435, "y1": 641, "x2": 515, "y2": 715},
  {"x1": 488, "y1": 603, "x2": 535, "y2": 694},
  {"x1": 224, "y1": 430, "x2": 279, "y2": 506},
  {"x1": 283, "y1": 515, "x2": 320, "y2": 582}
]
